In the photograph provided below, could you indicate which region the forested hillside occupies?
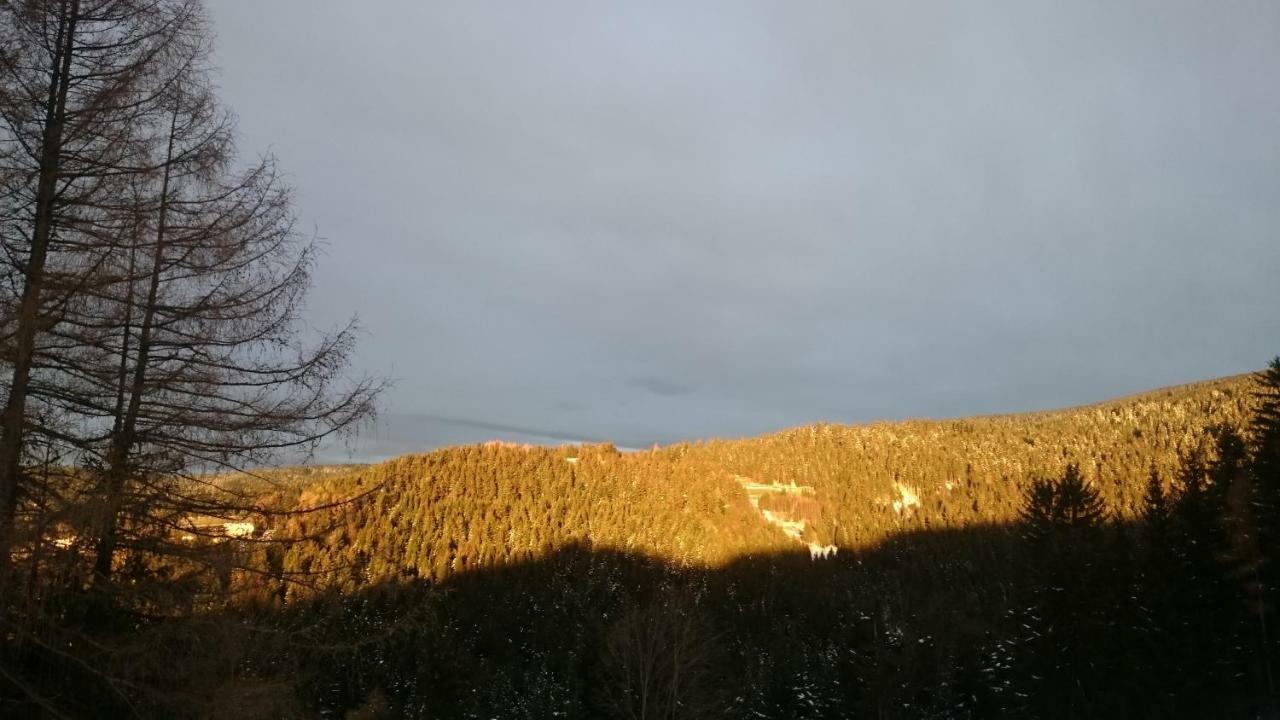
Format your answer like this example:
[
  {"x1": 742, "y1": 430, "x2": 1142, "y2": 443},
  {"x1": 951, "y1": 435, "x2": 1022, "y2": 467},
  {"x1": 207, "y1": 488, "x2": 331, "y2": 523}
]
[
  {"x1": 9, "y1": 367, "x2": 1280, "y2": 718},
  {"x1": 267, "y1": 373, "x2": 1256, "y2": 593}
]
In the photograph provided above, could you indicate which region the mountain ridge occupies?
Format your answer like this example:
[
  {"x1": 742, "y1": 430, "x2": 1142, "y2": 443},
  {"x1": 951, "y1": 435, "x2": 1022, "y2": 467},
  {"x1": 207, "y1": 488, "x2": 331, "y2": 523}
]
[{"x1": 251, "y1": 370, "x2": 1260, "y2": 600}]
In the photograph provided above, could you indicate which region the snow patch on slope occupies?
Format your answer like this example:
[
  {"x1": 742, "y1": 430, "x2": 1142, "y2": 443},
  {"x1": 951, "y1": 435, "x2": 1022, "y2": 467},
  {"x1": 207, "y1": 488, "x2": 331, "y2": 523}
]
[{"x1": 734, "y1": 475, "x2": 838, "y2": 560}]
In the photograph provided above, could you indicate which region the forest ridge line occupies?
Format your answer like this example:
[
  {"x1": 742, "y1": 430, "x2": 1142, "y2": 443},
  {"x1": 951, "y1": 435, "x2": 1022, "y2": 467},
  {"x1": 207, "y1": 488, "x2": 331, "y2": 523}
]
[{"x1": 370, "y1": 370, "x2": 1259, "y2": 460}]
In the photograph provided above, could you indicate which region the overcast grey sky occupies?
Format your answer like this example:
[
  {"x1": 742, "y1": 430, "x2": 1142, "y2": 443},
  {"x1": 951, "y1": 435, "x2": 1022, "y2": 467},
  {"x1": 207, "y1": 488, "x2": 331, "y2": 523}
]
[{"x1": 206, "y1": 1, "x2": 1280, "y2": 457}]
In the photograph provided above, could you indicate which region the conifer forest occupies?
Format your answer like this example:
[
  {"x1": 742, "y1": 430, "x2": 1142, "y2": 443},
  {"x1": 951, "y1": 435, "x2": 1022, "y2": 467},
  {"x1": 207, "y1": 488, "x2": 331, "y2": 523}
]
[{"x1": 2, "y1": 1, "x2": 1279, "y2": 717}]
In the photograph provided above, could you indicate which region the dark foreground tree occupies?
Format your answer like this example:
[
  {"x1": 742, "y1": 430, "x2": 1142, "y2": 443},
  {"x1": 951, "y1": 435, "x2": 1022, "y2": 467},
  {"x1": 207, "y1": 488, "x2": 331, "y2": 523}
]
[
  {"x1": 1015, "y1": 464, "x2": 1124, "y2": 718},
  {"x1": 0, "y1": 0, "x2": 381, "y2": 712},
  {"x1": 0, "y1": 0, "x2": 206, "y2": 586},
  {"x1": 1019, "y1": 463, "x2": 1106, "y2": 537},
  {"x1": 1244, "y1": 360, "x2": 1280, "y2": 706},
  {"x1": 75, "y1": 45, "x2": 380, "y2": 609},
  {"x1": 599, "y1": 589, "x2": 727, "y2": 719}
]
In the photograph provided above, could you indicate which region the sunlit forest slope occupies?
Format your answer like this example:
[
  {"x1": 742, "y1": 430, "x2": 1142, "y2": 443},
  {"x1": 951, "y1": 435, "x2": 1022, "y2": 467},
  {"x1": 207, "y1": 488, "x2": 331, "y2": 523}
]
[{"x1": 270, "y1": 373, "x2": 1257, "y2": 591}]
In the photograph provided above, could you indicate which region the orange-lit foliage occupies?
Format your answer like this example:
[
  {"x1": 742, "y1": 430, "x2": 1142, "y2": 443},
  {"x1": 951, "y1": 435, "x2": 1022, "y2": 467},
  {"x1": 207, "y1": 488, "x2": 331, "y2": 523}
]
[{"x1": 267, "y1": 374, "x2": 1256, "y2": 597}]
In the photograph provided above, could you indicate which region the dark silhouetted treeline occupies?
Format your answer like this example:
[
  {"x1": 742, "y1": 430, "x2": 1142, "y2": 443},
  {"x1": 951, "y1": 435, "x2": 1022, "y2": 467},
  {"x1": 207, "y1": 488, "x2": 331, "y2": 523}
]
[{"x1": 6, "y1": 365, "x2": 1278, "y2": 718}]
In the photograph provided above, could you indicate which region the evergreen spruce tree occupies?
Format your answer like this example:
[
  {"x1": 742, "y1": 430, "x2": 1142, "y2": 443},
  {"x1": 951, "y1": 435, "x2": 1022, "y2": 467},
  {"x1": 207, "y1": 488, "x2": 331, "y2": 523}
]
[
  {"x1": 1159, "y1": 437, "x2": 1255, "y2": 714},
  {"x1": 1135, "y1": 465, "x2": 1181, "y2": 710},
  {"x1": 1019, "y1": 463, "x2": 1106, "y2": 538},
  {"x1": 1248, "y1": 359, "x2": 1280, "y2": 707},
  {"x1": 1017, "y1": 463, "x2": 1109, "y2": 718},
  {"x1": 1142, "y1": 465, "x2": 1170, "y2": 533}
]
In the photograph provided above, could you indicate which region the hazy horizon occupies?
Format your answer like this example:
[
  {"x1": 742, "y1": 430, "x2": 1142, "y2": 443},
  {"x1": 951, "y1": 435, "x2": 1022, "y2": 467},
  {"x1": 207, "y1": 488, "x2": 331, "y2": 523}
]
[{"x1": 316, "y1": 368, "x2": 1255, "y2": 464}]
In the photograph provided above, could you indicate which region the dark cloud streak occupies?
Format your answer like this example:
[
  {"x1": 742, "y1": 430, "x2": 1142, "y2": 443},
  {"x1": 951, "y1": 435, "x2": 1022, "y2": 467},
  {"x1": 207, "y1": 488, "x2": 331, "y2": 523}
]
[{"x1": 392, "y1": 413, "x2": 636, "y2": 448}]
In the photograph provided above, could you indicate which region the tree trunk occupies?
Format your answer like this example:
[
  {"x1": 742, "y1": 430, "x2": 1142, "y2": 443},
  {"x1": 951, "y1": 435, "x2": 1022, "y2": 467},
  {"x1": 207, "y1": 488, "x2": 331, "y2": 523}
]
[
  {"x1": 91, "y1": 101, "x2": 179, "y2": 588},
  {"x1": 0, "y1": 0, "x2": 80, "y2": 590}
]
